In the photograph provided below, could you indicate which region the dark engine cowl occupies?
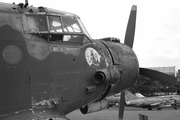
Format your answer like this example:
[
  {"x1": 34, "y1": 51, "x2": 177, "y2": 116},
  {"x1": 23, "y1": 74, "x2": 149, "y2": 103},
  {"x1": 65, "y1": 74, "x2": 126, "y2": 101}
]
[{"x1": 100, "y1": 40, "x2": 139, "y2": 93}]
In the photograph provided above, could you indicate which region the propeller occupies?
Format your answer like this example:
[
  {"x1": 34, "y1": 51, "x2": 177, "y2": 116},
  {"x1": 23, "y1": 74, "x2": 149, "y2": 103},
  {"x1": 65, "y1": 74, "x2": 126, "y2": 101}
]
[
  {"x1": 123, "y1": 5, "x2": 177, "y2": 86},
  {"x1": 118, "y1": 91, "x2": 125, "y2": 120},
  {"x1": 118, "y1": 5, "x2": 137, "y2": 120},
  {"x1": 119, "y1": 4, "x2": 177, "y2": 120},
  {"x1": 139, "y1": 68, "x2": 177, "y2": 85},
  {"x1": 124, "y1": 5, "x2": 137, "y2": 49}
]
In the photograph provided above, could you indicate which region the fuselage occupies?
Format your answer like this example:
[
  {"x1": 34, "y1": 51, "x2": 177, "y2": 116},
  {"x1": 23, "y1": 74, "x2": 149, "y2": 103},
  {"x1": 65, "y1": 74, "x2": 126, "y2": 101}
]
[
  {"x1": 0, "y1": 2, "x2": 139, "y2": 119},
  {"x1": 126, "y1": 95, "x2": 180, "y2": 109},
  {"x1": 126, "y1": 97, "x2": 164, "y2": 107}
]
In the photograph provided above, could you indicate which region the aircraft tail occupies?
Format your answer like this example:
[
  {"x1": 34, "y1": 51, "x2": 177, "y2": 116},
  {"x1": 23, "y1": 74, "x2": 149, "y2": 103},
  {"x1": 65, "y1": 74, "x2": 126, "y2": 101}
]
[
  {"x1": 135, "y1": 93, "x2": 145, "y2": 98},
  {"x1": 125, "y1": 91, "x2": 139, "y2": 100}
]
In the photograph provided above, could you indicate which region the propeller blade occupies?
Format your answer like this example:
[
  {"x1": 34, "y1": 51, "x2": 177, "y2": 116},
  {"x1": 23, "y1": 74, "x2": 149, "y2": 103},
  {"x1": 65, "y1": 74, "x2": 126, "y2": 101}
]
[
  {"x1": 139, "y1": 68, "x2": 177, "y2": 85},
  {"x1": 118, "y1": 91, "x2": 125, "y2": 120},
  {"x1": 124, "y1": 5, "x2": 137, "y2": 48}
]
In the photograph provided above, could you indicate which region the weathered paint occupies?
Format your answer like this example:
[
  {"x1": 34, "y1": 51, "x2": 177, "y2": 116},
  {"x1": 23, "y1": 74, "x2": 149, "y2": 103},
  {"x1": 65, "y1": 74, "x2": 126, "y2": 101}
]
[
  {"x1": 24, "y1": 34, "x2": 81, "y2": 60},
  {"x1": 52, "y1": 46, "x2": 80, "y2": 56},
  {"x1": 0, "y1": 23, "x2": 31, "y2": 119},
  {"x1": 32, "y1": 99, "x2": 53, "y2": 108},
  {"x1": 3, "y1": 45, "x2": 22, "y2": 64},
  {"x1": 25, "y1": 36, "x2": 50, "y2": 60}
]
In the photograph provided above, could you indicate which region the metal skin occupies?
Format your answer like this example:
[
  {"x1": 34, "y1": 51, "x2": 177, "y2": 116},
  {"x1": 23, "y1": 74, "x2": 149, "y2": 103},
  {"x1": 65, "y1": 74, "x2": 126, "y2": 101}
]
[{"x1": 0, "y1": 2, "x2": 139, "y2": 120}]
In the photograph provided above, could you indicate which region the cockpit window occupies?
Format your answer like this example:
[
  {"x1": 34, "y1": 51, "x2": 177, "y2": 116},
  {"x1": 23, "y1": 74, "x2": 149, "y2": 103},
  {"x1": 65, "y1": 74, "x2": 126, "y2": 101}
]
[
  {"x1": 25, "y1": 14, "x2": 82, "y2": 34},
  {"x1": 24, "y1": 13, "x2": 91, "y2": 40},
  {"x1": 48, "y1": 16, "x2": 62, "y2": 32},
  {"x1": 62, "y1": 15, "x2": 82, "y2": 33},
  {"x1": 26, "y1": 15, "x2": 48, "y2": 33}
]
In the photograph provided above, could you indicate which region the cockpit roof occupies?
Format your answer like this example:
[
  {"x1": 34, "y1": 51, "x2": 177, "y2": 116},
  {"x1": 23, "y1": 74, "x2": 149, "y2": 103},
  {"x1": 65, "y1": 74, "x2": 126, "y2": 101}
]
[
  {"x1": 41, "y1": 7, "x2": 79, "y2": 18},
  {"x1": 0, "y1": 2, "x2": 91, "y2": 38},
  {"x1": 0, "y1": 2, "x2": 78, "y2": 18}
]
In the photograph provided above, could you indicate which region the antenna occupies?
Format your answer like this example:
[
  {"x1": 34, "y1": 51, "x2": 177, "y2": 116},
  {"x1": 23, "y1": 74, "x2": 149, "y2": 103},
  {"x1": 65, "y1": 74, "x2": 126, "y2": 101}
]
[
  {"x1": 24, "y1": 0, "x2": 29, "y2": 8},
  {"x1": 25, "y1": 0, "x2": 28, "y2": 4}
]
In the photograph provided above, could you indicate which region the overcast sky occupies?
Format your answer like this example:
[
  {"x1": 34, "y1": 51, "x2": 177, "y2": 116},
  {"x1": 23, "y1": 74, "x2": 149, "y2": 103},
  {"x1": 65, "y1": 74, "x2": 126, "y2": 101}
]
[{"x1": 2, "y1": 0, "x2": 180, "y2": 71}]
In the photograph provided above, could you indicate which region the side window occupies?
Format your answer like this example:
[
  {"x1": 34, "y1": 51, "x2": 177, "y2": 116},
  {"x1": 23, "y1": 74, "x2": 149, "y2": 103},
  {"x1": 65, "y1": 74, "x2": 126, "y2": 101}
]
[
  {"x1": 48, "y1": 16, "x2": 62, "y2": 33},
  {"x1": 25, "y1": 15, "x2": 48, "y2": 33},
  {"x1": 23, "y1": 14, "x2": 92, "y2": 45},
  {"x1": 37, "y1": 16, "x2": 48, "y2": 32}
]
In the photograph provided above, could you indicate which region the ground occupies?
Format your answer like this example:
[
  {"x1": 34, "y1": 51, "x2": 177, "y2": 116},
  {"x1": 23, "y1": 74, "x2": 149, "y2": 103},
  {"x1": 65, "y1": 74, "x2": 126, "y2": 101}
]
[{"x1": 66, "y1": 106, "x2": 180, "y2": 120}]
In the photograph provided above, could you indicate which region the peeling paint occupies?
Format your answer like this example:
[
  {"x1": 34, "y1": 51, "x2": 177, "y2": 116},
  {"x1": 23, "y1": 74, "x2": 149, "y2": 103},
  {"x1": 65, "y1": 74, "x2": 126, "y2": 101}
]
[
  {"x1": 105, "y1": 57, "x2": 110, "y2": 67},
  {"x1": 52, "y1": 46, "x2": 80, "y2": 56},
  {"x1": 32, "y1": 99, "x2": 54, "y2": 108},
  {"x1": 100, "y1": 50, "x2": 110, "y2": 67}
]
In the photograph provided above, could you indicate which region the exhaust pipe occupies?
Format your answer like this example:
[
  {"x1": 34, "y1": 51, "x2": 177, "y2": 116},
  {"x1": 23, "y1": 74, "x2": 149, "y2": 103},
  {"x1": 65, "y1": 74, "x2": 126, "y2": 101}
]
[
  {"x1": 93, "y1": 68, "x2": 121, "y2": 84},
  {"x1": 80, "y1": 99, "x2": 108, "y2": 114}
]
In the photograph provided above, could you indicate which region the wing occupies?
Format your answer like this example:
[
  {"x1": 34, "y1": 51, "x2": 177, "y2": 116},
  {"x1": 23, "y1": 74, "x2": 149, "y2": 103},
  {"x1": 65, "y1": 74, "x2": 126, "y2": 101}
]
[{"x1": 150, "y1": 102, "x2": 164, "y2": 106}]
